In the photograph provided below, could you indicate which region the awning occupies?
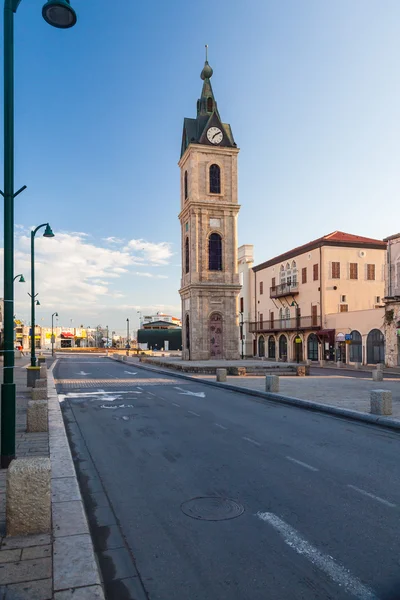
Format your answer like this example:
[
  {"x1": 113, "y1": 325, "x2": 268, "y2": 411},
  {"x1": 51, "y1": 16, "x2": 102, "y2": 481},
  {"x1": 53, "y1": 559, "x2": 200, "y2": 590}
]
[
  {"x1": 61, "y1": 332, "x2": 74, "y2": 339},
  {"x1": 317, "y1": 329, "x2": 335, "y2": 336}
]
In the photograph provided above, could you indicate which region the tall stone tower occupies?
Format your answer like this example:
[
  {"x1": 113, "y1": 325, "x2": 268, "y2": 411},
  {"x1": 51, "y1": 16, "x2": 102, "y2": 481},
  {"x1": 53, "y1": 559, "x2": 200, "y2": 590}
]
[{"x1": 178, "y1": 55, "x2": 241, "y2": 360}]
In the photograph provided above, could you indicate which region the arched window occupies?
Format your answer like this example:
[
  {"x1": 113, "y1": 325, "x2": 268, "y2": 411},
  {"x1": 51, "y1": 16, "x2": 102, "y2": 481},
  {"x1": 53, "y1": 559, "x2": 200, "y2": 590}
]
[
  {"x1": 185, "y1": 237, "x2": 189, "y2": 274},
  {"x1": 279, "y1": 307, "x2": 284, "y2": 323},
  {"x1": 185, "y1": 314, "x2": 190, "y2": 356},
  {"x1": 209, "y1": 233, "x2": 222, "y2": 271},
  {"x1": 279, "y1": 335, "x2": 287, "y2": 360},
  {"x1": 292, "y1": 260, "x2": 298, "y2": 285},
  {"x1": 268, "y1": 335, "x2": 276, "y2": 359},
  {"x1": 184, "y1": 171, "x2": 188, "y2": 200},
  {"x1": 258, "y1": 335, "x2": 265, "y2": 357},
  {"x1": 307, "y1": 333, "x2": 319, "y2": 361},
  {"x1": 209, "y1": 164, "x2": 221, "y2": 194},
  {"x1": 349, "y1": 330, "x2": 362, "y2": 363},
  {"x1": 280, "y1": 265, "x2": 286, "y2": 285},
  {"x1": 207, "y1": 97, "x2": 213, "y2": 112},
  {"x1": 367, "y1": 329, "x2": 384, "y2": 364}
]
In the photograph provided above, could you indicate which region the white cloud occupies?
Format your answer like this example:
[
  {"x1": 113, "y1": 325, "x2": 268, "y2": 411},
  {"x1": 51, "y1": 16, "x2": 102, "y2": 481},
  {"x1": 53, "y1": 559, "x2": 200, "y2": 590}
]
[
  {"x1": 133, "y1": 272, "x2": 168, "y2": 279},
  {"x1": 125, "y1": 239, "x2": 173, "y2": 266},
  {"x1": 103, "y1": 236, "x2": 124, "y2": 244}
]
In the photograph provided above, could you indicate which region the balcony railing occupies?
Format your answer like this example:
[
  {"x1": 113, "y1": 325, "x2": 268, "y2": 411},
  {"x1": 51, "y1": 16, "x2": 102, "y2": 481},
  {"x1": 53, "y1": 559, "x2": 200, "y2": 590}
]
[
  {"x1": 249, "y1": 315, "x2": 321, "y2": 333},
  {"x1": 270, "y1": 282, "x2": 299, "y2": 298}
]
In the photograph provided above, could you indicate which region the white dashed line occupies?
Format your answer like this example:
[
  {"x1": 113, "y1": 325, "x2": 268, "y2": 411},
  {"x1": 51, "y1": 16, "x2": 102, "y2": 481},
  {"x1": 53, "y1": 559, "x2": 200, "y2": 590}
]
[
  {"x1": 188, "y1": 410, "x2": 200, "y2": 417},
  {"x1": 148, "y1": 392, "x2": 156, "y2": 397},
  {"x1": 214, "y1": 423, "x2": 227, "y2": 430},
  {"x1": 172, "y1": 402, "x2": 180, "y2": 407},
  {"x1": 256, "y1": 512, "x2": 377, "y2": 600},
  {"x1": 242, "y1": 436, "x2": 261, "y2": 447},
  {"x1": 286, "y1": 456, "x2": 319, "y2": 472},
  {"x1": 348, "y1": 484, "x2": 396, "y2": 508}
]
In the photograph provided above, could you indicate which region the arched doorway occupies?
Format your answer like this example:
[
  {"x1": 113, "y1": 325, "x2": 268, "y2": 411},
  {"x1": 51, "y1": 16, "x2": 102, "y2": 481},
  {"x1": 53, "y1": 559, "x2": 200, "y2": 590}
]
[
  {"x1": 268, "y1": 335, "x2": 276, "y2": 359},
  {"x1": 307, "y1": 333, "x2": 319, "y2": 361},
  {"x1": 367, "y1": 329, "x2": 384, "y2": 364},
  {"x1": 258, "y1": 335, "x2": 265, "y2": 357},
  {"x1": 279, "y1": 335, "x2": 287, "y2": 361},
  {"x1": 185, "y1": 314, "x2": 190, "y2": 360},
  {"x1": 210, "y1": 313, "x2": 223, "y2": 358},
  {"x1": 349, "y1": 330, "x2": 362, "y2": 363},
  {"x1": 293, "y1": 336, "x2": 303, "y2": 362}
]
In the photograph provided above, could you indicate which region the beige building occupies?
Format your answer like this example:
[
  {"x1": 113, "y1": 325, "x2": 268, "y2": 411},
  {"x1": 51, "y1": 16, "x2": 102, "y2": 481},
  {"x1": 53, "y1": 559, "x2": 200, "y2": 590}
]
[
  {"x1": 383, "y1": 233, "x2": 400, "y2": 366},
  {"x1": 179, "y1": 57, "x2": 240, "y2": 360},
  {"x1": 244, "y1": 231, "x2": 386, "y2": 364}
]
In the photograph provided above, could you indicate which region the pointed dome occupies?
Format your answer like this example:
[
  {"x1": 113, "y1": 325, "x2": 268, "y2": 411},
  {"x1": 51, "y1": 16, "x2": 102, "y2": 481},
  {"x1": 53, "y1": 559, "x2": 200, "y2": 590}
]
[{"x1": 201, "y1": 61, "x2": 213, "y2": 80}]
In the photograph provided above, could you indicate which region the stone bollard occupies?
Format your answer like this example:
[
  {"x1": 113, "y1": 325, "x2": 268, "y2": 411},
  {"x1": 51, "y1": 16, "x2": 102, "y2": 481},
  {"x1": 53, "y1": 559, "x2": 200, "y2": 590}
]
[
  {"x1": 305, "y1": 359, "x2": 311, "y2": 366},
  {"x1": 37, "y1": 355, "x2": 46, "y2": 365},
  {"x1": 122, "y1": 355, "x2": 128, "y2": 362},
  {"x1": 265, "y1": 375, "x2": 279, "y2": 393},
  {"x1": 27, "y1": 366, "x2": 41, "y2": 388},
  {"x1": 372, "y1": 369, "x2": 383, "y2": 382},
  {"x1": 354, "y1": 362, "x2": 362, "y2": 369},
  {"x1": 296, "y1": 366, "x2": 306, "y2": 377},
  {"x1": 32, "y1": 387, "x2": 47, "y2": 401},
  {"x1": 336, "y1": 361, "x2": 343, "y2": 368},
  {"x1": 6, "y1": 457, "x2": 51, "y2": 536},
  {"x1": 35, "y1": 378, "x2": 47, "y2": 389},
  {"x1": 319, "y1": 360, "x2": 326, "y2": 367},
  {"x1": 216, "y1": 368, "x2": 227, "y2": 382},
  {"x1": 39, "y1": 365, "x2": 47, "y2": 379},
  {"x1": 376, "y1": 363, "x2": 384, "y2": 371},
  {"x1": 370, "y1": 389, "x2": 392, "y2": 415},
  {"x1": 27, "y1": 400, "x2": 48, "y2": 433}
]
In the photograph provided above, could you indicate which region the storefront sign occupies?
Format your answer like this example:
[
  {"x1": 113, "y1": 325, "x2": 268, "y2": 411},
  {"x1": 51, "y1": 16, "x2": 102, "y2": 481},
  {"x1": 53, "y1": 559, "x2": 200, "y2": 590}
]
[
  {"x1": 295, "y1": 337, "x2": 302, "y2": 344},
  {"x1": 345, "y1": 334, "x2": 352, "y2": 341}
]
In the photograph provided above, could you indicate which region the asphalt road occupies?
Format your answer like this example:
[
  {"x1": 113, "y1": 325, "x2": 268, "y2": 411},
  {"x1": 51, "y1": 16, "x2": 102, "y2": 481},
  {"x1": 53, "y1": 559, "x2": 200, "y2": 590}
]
[{"x1": 55, "y1": 356, "x2": 400, "y2": 600}]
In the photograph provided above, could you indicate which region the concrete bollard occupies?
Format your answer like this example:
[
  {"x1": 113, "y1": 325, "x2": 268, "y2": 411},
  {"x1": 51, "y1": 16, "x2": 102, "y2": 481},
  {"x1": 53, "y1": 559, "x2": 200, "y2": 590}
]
[
  {"x1": 336, "y1": 361, "x2": 342, "y2": 368},
  {"x1": 305, "y1": 359, "x2": 311, "y2": 366},
  {"x1": 27, "y1": 400, "x2": 48, "y2": 433},
  {"x1": 39, "y1": 365, "x2": 47, "y2": 379},
  {"x1": 37, "y1": 356, "x2": 46, "y2": 365},
  {"x1": 265, "y1": 375, "x2": 279, "y2": 393},
  {"x1": 376, "y1": 363, "x2": 384, "y2": 371},
  {"x1": 27, "y1": 366, "x2": 41, "y2": 388},
  {"x1": 370, "y1": 389, "x2": 392, "y2": 415},
  {"x1": 372, "y1": 369, "x2": 383, "y2": 382},
  {"x1": 32, "y1": 387, "x2": 47, "y2": 401},
  {"x1": 6, "y1": 457, "x2": 51, "y2": 536},
  {"x1": 354, "y1": 362, "x2": 362, "y2": 369},
  {"x1": 319, "y1": 360, "x2": 326, "y2": 367},
  {"x1": 122, "y1": 355, "x2": 128, "y2": 362},
  {"x1": 216, "y1": 368, "x2": 227, "y2": 382},
  {"x1": 296, "y1": 366, "x2": 306, "y2": 377},
  {"x1": 35, "y1": 378, "x2": 47, "y2": 389}
]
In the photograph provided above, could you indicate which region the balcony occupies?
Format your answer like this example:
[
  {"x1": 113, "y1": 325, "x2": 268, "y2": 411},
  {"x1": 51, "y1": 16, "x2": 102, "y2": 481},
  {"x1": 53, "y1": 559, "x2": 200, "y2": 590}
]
[
  {"x1": 270, "y1": 281, "x2": 299, "y2": 298},
  {"x1": 249, "y1": 315, "x2": 321, "y2": 334}
]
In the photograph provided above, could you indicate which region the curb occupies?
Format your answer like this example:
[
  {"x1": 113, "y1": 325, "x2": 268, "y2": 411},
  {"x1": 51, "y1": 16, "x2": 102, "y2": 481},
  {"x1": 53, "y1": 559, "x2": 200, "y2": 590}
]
[
  {"x1": 48, "y1": 361, "x2": 105, "y2": 598},
  {"x1": 108, "y1": 356, "x2": 400, "y2": 433}
]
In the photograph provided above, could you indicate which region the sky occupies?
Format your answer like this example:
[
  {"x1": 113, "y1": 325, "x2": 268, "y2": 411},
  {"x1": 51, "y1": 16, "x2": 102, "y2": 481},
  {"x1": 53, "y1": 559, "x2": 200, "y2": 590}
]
[{"x1": 1, "y1": 0, "x2": 400, "y2": 334}]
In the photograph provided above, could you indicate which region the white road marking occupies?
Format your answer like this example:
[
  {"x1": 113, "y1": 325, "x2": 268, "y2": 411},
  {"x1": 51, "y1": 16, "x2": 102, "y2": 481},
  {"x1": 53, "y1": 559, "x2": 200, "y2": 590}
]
[
  {"x1": 348, "y1": 484, "x2": 396, "y2": 508},
  {"x1": 148, "y1": 392, "x2": 156, "y2": 397},
  {"x1": 124, "y1": 371, "x2": 137, "y2": 375},
  {"x1": 188, "y1": 410, "x2": 200, "y2": 417},
  {"x1": 286, "y1": 456, "x2": 319, "y2": 472},
  {"x1": 100, "y1": 404, "x2": 133, "y2": 410},
  {"x1": 172, "y1": 402, "x2": 180, "y2": 407},
  {"x1": 76, "y1": 371, "x2": 90, "y2": 376},
  {"x1": 58, "y1": 390, "x2": 132, "y2": 404},
  {"x1": 215, "y1": 423, "x2": 227, "y2": 430},
  {"x1": 257, "y1": 512, "x2": 378, "y2": 600},
  {"x1": 243, "y1": 436, "x2": 261, "y2": 447},
  {"x1": 179, "y1": 391, "x2": 206, "y2": 398}
]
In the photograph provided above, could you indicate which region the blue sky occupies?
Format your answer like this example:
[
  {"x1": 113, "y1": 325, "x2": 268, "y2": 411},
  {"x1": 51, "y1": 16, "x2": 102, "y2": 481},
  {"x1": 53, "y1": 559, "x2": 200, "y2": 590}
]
[{"x1": 2, "y1": 0, "x2": 400, "y2": 334}]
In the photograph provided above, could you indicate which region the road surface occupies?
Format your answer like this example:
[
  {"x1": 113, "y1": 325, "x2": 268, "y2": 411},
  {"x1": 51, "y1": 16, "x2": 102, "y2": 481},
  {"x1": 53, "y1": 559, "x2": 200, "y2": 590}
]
[{"x1": 54, "y1": 355, "x2": 400, "y2": 600}]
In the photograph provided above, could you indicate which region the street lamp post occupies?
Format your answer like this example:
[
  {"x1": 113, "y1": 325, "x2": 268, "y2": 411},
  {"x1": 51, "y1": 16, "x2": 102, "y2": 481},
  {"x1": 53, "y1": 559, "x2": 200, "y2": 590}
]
[
  {"x1": 51, "y1": 312, "x2": 58, "y2": 356},
  {"x1": 30, "y1": 223, "x2": 54, "y2": 367},
  {"x1": 239, "y1": 311, "x2": 244, "y2": 360},
  {"x1": 1, "y1": 0, "x2": 77, "y2": 468},
  {"x1": 13, "y1": 273, "x2": 24, "y2": 283},
  {"x1": 106, "y1": 325, "x2": 109, "y2": 356},
  {"x1": 126, "y1": 318, "x2": 130, "y2": 356}
]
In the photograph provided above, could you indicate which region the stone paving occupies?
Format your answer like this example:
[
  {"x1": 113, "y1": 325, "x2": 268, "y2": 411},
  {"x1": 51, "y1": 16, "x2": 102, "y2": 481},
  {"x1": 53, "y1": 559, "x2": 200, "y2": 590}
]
[{"x1": 193, "y1": 373, "x2": 400, "y2": 420}]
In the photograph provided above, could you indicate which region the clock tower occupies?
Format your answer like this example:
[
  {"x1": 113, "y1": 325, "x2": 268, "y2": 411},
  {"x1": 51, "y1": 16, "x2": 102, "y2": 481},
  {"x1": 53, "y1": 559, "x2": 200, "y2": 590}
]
[{"x1": 178, "y1": 55, "x2": 241, "y2": 360}]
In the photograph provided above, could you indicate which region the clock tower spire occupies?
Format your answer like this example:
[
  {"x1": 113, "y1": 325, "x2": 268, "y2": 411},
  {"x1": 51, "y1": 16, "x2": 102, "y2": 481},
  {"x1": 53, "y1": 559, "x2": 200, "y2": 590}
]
[{"x1": 178, "y1": 53, "x2": 241, "y2": 361}]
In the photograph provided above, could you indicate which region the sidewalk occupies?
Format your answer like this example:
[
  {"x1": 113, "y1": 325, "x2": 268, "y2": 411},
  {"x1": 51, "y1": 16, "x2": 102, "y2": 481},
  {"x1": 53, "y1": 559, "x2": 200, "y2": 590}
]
[{"x1": 0, "y1": 359, "x2": 104, "y2": 599}]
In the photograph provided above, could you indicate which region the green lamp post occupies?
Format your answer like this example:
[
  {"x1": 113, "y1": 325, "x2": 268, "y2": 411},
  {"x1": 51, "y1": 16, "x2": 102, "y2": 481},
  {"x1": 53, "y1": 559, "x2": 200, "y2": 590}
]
[
  {"x1": 30, "y1": 224, "x2": 54, "y2": 367},
  {"x1": 13, "y1": 273, "x2": 25, "y2": 283},
  {"x1": 1, "y1": 1, "x2": 76, "y2": 468}
]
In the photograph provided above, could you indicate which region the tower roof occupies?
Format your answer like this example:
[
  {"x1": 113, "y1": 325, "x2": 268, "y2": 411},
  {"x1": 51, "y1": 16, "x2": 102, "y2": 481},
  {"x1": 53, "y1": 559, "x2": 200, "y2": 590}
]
[{"x1": 180, "y1": 51, "x2": 236, "y2": 157}]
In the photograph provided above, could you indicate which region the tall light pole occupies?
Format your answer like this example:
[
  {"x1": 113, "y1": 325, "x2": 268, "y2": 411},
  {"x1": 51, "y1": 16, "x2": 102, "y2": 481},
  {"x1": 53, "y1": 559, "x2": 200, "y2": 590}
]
[
  {"x1": 1, "y1": 0, "x2": 77, "y2": 468},
  {"x1": 30, "y1": 223, "x2": 54, "y2": 367},
  {"x1": 106, "y1": 325, "x2": 109, "y2": 356},
  {"x1": 239, "y1": 310, "x2": 244, "y2": 360},
  {"x1": 51, "y1": 311, "x2": 58, "y2": 356},
  {"x1": 13, "y1": 273, "x2": 24, "y2": 283},
  {"x1": 126, "y1": 318, "x2": 130, "y2": 356}
]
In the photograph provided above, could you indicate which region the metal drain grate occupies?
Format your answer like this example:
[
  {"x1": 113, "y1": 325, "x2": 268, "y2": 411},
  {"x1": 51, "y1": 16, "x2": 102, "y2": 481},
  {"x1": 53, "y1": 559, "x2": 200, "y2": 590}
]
[{"x1": 181, "y1": 497, "x2": 244, "y2": 521}]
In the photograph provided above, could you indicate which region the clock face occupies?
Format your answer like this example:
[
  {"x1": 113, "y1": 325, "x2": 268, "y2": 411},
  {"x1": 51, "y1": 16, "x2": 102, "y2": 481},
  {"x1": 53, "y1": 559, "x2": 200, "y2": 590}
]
[{"x1": 207, "y1": 127, "x2": 223, "y2": 145}]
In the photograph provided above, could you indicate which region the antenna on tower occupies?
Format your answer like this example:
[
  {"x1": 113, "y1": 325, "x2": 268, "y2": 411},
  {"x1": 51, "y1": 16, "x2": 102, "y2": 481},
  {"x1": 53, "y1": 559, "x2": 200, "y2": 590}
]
[{"x1": 205, "y1": 44, "x2": 208, "y2": 62}]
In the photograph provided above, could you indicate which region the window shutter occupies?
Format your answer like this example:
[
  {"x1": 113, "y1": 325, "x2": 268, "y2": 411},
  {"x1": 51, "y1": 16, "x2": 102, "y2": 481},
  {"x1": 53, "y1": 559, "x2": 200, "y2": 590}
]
[{"x1": 302, "y1": 267, "x2": 307, "y2": 284}]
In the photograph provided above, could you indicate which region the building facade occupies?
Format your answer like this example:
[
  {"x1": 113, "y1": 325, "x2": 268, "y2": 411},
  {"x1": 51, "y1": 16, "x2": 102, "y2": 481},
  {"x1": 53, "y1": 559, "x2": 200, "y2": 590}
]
[
  {"x1": 383, "y1": 233, "x2": 400, "y2": 366},
  {"x1": 247, "y1": 231, "x2": 386, "y2": 364},
  {"x1": 178, "y1": 57, "x2": 241, "y2": 360}
]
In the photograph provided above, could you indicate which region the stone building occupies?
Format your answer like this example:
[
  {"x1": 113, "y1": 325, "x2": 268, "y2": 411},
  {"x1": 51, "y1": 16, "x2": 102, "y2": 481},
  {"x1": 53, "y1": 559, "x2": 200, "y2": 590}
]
[
  {"x1": 383, "y1": 233, "x2": 400, "y2": 366},
  {"x1": 178, "y1": 56, "x2": 241, "y2": 360},
  {"x1": 244, "y1": 231, "x2": 386, "y2": 364}
]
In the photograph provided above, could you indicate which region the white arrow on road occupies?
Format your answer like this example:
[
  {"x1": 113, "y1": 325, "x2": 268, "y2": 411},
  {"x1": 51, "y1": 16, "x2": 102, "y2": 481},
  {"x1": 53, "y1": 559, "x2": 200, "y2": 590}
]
[
  {"x1": 124, "y1": 371, "x2": 137, "y2": 375},
  {"x1": 76, "y1": 371, "x2": 90, "y2": 376},
  {"x1": 174, "y1": 387, "x2": 206, "y2": 398}
]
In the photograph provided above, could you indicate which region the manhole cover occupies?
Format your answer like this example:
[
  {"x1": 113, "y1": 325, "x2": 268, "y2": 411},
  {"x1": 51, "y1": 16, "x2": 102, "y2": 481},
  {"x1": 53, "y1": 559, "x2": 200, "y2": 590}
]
[{"x1": 181, "y1": 497, "x2": 244, "y2": 521}]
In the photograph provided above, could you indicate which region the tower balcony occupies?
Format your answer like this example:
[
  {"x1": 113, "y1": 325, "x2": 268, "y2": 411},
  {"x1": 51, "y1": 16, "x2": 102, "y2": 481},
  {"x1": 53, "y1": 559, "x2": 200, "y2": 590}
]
[{"x1": 270, "y1": 282, "x2": 299, "y2": 298}]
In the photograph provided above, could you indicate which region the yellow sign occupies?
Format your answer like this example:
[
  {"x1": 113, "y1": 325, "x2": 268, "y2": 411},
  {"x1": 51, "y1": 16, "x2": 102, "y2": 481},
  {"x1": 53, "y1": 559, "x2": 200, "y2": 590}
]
[
  {"x1": 45, "y1": 333, "x2": 53, "y2": 339},
  {"x1": 295, "y1": 337, "x2": 302, "y2": 344},
  {"x1": 35, "y1": 335, "x2": 41, "y2": 340}
]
